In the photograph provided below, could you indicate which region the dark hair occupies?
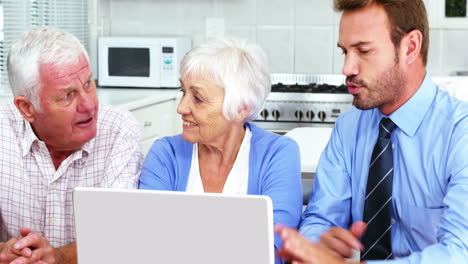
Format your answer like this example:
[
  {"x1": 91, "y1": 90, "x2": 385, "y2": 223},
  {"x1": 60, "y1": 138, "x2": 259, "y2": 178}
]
[{"x1": 334, "y1": 0, "x2": 429, "y2": 65}]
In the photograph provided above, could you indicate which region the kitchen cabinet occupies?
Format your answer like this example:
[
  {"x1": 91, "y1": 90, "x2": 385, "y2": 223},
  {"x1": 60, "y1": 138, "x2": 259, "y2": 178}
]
[
  {"x1": 97, "y1": 88, "x2": 182, "y2": 154},
  {"x1": 131, "y1": 98, "x2": 181, "y2": 154}
]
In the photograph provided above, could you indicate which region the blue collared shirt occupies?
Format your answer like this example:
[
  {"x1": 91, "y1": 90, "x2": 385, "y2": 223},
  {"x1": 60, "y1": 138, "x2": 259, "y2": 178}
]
[{"x1": 300, "y1": 74, "x2": 468, "y2": 263}]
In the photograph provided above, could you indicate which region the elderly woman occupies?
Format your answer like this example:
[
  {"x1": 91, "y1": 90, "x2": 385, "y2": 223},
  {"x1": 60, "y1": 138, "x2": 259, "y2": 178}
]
[{"x1": 138, "y1": 38, "x2": 302, "y2": 262}]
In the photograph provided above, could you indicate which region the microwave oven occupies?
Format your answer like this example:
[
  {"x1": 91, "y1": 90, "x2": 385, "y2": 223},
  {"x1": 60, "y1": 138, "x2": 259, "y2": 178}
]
[{"x1": 98, "y1": 36, "x2": 191, "y2": 88}]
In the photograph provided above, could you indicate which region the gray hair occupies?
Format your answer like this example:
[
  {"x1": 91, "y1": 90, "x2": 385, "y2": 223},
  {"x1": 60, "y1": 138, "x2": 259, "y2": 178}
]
[
  {"x1": 180, "y1": 37, "x2": 271, "y2": 121},
  {"x1": 7, "y1": 26, "x2": 89, "y2": 109}
]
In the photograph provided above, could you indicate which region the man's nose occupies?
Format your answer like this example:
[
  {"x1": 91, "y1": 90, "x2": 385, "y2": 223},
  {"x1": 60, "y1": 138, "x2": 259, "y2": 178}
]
[
  {"x1": 342, "y1": 53, "x2": 359, "y2": 77},
  {"x1": 77, "y1": 90, "x2": 96, "y2": 112}
]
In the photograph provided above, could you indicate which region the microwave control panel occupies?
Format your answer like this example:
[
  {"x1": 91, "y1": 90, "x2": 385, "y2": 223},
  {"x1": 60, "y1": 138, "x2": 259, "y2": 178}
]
[{"x1": 162, "y1": 46, "x2": 175, "y2": 71}]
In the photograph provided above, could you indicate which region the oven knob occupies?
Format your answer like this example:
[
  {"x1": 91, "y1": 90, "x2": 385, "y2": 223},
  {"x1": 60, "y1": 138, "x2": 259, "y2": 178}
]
[
  {"x1": 318, "y1": 111, "x2": 326, "y2": 122},
  {"x1": 306, "y1": 110, "x2": 315, "y2": 121},
  {"x1": 272, "y1": 110, "x2": 280, "y2": 121},
  {"x1": 260, "y1": 109, "x2": 269, "y2": 120},
  {"x1": 294, "y1": 110, "x2": 303, "y2": 121}
]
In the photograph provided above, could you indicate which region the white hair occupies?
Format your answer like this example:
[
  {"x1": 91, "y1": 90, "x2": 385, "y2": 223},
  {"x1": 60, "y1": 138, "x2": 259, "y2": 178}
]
[
  {"x1": 7, "y1": 26, "x2": 89, "y2": 109},
  {"x1": 180, "y1": 37, "x2": 271, "y2": 121}
]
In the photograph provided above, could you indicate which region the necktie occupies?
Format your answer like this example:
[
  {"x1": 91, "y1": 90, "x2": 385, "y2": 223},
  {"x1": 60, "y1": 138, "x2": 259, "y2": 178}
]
[{"x1": 361, "y1": 118, "x2": 397, "y2": 260}]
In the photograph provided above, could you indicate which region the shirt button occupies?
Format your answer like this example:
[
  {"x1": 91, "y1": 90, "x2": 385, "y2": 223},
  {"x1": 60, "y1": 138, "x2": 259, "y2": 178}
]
[
  {"x1": 391, "y1": 218, "x2": 396, "y2": 225},
  {"x1": 49, "y1": 218, "x2": 56, "y2": 224},
  {"x1": 392, "y1": 144, "x2": 395, "y2": 149}
]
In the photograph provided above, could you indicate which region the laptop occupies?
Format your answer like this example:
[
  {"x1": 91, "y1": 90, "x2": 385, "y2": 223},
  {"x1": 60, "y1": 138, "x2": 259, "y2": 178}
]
[{"x1": 73, "y1": 187, "x2": 274, "y2": 264}]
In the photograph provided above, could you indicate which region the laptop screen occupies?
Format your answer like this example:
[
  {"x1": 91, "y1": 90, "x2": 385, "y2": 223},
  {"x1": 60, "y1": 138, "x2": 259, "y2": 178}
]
[{"x1": 73, "y1": 187, "x2": 274, "y2": 264}]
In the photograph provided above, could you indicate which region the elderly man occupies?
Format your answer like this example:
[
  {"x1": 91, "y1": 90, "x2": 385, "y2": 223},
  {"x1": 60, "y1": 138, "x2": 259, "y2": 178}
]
[
  {"x1": 0, "y1": 27, "x2": 143, "y2": 263},
  {"x1": 276, "y1": 0, "x2": 468, "y2": 263}
]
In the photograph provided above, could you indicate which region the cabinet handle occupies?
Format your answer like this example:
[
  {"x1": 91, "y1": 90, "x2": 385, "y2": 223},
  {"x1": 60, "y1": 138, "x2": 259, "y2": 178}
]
[{"x1": 144, "y1": 121, "x2": 152, "y2": 127}]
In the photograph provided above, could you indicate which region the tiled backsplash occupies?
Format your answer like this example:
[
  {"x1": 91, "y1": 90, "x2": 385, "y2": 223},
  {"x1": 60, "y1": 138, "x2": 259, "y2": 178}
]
[{"x1": 90, "y1": 0, "x2": 468, "y2": 76}]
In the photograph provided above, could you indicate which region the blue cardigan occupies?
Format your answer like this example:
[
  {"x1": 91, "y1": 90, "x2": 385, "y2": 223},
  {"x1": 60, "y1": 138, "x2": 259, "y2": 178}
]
[{"x1": 139, "y1": 122, "x2": 302, "y2": 261}]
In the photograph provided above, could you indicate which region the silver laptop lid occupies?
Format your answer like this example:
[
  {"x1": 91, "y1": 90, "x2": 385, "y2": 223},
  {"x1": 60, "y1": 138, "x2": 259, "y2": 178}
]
[{"x1": 73, "y1": 187, "x2": 274, "y2": 264}]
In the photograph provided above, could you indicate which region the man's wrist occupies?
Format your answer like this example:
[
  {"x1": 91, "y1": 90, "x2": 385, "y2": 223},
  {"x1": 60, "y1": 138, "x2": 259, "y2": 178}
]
[
  {"x1": 54, "y1": 247, "x2": 65, "y2": 264},
  {"x1": 54, "y1": 242, "x2": 77, "y2": 264}
]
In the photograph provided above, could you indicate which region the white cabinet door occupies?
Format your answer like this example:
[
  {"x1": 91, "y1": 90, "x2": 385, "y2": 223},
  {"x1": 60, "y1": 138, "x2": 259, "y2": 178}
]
[
  {"x1": 129, "y1": 98, "x2": 182, "y2": 155},
  {"x1": 140, "y1": 135, "x2": 161, "y2": 156}
]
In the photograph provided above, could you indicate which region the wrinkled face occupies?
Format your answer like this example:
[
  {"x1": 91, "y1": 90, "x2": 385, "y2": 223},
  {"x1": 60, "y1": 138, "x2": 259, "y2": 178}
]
[
  {"x1": 338, "y1": 3, "x2": 406, "y2": 112},
  {"x1": 177, "y1": 77, "x2": 235, "y2": 145},
  {"x1": 32, "y1": 54, "x2": 99, "y2": 151}
]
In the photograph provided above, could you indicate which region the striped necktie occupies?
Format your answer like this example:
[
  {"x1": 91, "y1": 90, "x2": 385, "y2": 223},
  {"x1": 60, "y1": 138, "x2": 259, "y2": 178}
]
[{"x1": 361, "y1": 118, "x2": 397, "y2": 260}]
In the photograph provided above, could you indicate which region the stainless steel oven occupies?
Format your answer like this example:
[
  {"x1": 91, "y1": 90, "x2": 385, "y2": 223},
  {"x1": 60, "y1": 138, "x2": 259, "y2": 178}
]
[{"x1": 253, "y1": 74, "x2": 353, "y2": 133}]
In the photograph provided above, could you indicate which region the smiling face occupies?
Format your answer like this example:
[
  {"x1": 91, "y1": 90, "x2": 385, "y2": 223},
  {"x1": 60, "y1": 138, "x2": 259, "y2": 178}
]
[
  {"x1": 177, "y1": 77, "x2": 241, "y2": 146},
  {"x1": 338, "y1": 3, "x2": 406, "y2": 114},
  {"x1": 30, "y1": 54, "x2": 99, "y2": 151}
]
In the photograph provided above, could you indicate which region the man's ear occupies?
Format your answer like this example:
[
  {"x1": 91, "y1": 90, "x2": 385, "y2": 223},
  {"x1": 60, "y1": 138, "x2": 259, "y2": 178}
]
[
  {"x1": 401, "y1": 29, "x2": 423, "y2": 65},
  {"x1": 14, "y1": 96, "x2": 37, "y2": 123}
]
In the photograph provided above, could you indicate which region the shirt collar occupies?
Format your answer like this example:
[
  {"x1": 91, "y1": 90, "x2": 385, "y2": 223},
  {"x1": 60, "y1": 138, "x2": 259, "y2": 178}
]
[
  {"x1": 21, "y1": 120, "x2": 39, "y2": 157},
  {"x1": 81, "y1": 135, "x2": 94, "y2": 157},
  {"x1": 9, "y1": 101, "x2": 40, "y2": 157},
  {"x1": 387, "y1": 73, "x2": 437, "y2": 137}
]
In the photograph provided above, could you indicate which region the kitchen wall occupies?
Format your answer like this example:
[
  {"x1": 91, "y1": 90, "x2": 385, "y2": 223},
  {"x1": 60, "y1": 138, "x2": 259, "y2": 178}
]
[{"x1": 89, "y1": 0, "x2": 468, "y2": 76}]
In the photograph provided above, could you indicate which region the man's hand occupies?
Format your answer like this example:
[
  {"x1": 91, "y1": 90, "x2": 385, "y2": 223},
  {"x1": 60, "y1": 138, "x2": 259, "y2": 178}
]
[
  {"x1": 275, "y1": 224, "x2": 349, "y2": 264},
  {"x1": 0, "y1": 237, "x2": 23, "y2": 263},
  {"x1": 6, "y1": 228, "x2": 56, "y2": 264},
  {"x1": 318, "y1": 221, "x2": 366, "y2": 258}
]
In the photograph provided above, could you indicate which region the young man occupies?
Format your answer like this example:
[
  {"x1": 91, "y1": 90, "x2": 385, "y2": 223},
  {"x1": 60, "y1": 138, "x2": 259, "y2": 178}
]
[
  {"x1": 0, "y1": 27, "x2": 143, "y2": 263},
  {"x1": 276, "y1": 0, "x2": 468, "y2": 263}
]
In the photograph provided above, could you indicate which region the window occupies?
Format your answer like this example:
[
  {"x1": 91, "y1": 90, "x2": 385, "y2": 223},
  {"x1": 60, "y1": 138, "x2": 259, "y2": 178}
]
[
  {"x1": 446, "y1": 0, "x2": 467, "y2": 18},
  {"x1": 0, "y1": 0, "x2": 88, "y2": 95},
  {"x1": 432, "y1": 0, "x2": 468, "y2": 28}
]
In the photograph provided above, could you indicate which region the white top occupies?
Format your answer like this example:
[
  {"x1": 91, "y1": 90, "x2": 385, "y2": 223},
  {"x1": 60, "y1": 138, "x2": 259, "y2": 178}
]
[{"x1": 186, "y1": 126, "x2": 252, "y2": 194}]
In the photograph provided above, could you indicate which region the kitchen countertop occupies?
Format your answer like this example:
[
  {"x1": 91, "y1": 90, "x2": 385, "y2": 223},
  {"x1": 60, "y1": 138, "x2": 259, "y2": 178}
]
[
  {"x1": 285, "y1": 127, "x2": 333, "y2": 173},
  {"x1": 432, "y1": 76, "x2": 468, "y2": 101},
  {"x1": 96, "y1": 87, "x2": 181, "y2": 110},
  {"x1": 1, "y1": 76, "x2": 465, "y2": 105}
]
